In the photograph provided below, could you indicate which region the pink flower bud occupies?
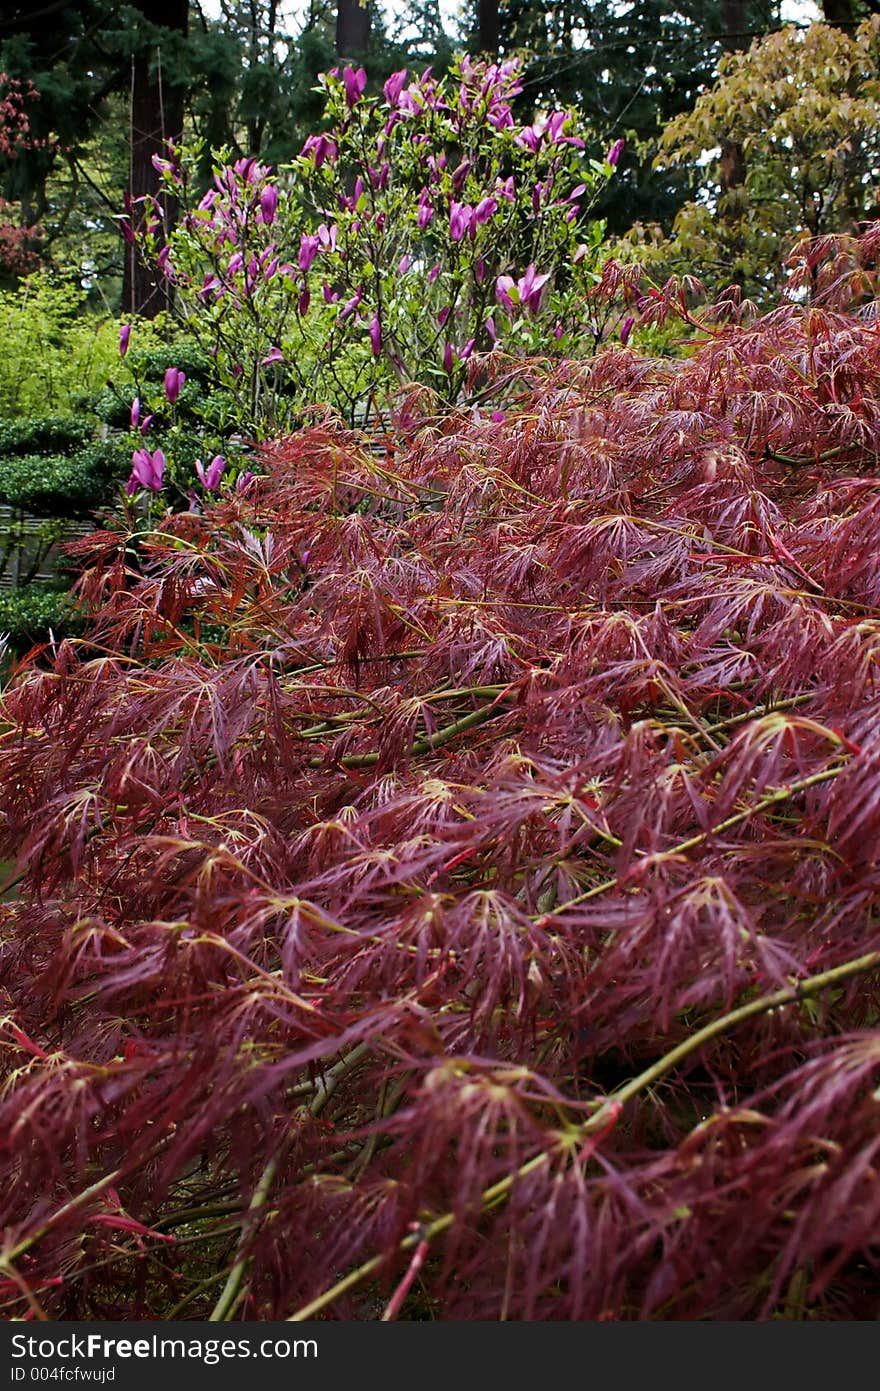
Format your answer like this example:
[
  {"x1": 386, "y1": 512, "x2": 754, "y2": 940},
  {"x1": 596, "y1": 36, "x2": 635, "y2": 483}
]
[
  {"x1": 606, "y1": 138, "x2": 625, "y2": 168},
  {"x1": 164, "y1": 367, "x2": 185, "y2": 404},
  {"x1": 260, "y1": 184, "x2": 279, "y2": 225}
]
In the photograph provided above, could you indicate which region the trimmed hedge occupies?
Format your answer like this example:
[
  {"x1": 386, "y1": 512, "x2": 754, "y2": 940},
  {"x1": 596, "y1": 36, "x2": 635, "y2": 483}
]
[
  {"x1": 0, "y1": 416, "x2": 91, "y2": 456},
  {"x1": 0, "y1": 440, "x2": 129, "y2": 517},
  {"x1": 0, "y1": 583, "x2": 83, "y2": 652}
]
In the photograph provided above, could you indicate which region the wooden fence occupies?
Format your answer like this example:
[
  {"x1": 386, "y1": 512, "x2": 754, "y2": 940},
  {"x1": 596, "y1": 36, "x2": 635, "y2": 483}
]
[{"x1": 0, "y1": 506, "x2": 94, "y2": 589}]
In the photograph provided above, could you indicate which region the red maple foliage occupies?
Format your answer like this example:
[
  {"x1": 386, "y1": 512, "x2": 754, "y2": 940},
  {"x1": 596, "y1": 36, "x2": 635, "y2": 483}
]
[{"x1": 2, "y1": 228, "x2": 880, "y2": 1320}]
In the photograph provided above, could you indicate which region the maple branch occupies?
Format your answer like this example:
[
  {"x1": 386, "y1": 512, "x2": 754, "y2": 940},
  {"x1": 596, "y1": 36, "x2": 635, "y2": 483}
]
[
  {"x1": 541, "y1": 762, "x2": 849, "y2": 922},
  {"x1": 287, "y1": 948, "x2": 880, "y2": 1321},
  {"x1": 209, "y1": 1042, "x2": 371, "y2": 1321}
]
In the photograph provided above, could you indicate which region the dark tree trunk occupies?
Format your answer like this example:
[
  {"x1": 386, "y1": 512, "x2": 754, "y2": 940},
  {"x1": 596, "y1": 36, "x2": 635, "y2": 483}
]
[
  {"x1": 122, "y1": 0, "x2": 188, "y2": 318},
  {"x1": 477, "y1": 0, "x2": 499, "y2": 55},
  {"x1": 821, "y1": 0, "x2": 855, "y2": 24},
  {"x1": 719, "y1": 0, "x2": 748, "y2": 193},
  {"x1": 335, "y1": 0, "x2": 370, "y2": 58}
]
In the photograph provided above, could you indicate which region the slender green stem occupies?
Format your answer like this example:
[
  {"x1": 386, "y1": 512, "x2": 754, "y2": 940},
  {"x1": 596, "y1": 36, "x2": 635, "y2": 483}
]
[
  {"x1": 209, "y1": 1043, "x2": 370, "y2": 1321},
  {"x1": 306, "y1": 696, "x2": 513, "y2": 769},
  {"x1": 541, "y1": 762, "x2": 847, "y2": 921},
  {"x1": 287, "y1": 948, "x2": 880, "y2": 1322}
]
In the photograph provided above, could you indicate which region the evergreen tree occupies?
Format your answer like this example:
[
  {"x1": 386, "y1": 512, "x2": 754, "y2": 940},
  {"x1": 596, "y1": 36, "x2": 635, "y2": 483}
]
[{"x1": 461, "y1": 0, "x2": 782, "y2": 233}]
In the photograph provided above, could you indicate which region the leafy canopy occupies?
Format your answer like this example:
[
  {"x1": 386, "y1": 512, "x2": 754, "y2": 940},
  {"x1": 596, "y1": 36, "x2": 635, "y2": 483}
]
[{"x1": 643, "y1": 18, "x2": 880, "y2": 298}]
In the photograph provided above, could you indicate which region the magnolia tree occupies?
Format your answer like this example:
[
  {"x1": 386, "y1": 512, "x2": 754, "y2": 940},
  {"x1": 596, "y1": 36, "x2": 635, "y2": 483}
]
[{"x1": 128, "y1": 55, "x2": 622, "y2": 437}]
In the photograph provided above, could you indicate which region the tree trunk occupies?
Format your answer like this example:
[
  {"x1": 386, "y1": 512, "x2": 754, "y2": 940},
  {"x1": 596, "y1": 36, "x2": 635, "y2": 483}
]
[
  {"x1": 335, "y1": 0, "x2": 370, "y2": 58},
  {"x1": 122, "y1": 0, "x2": 188, "y2": 318},
  {"x1": 821, "y1": 0, "x2": 855, "y2": 25},
  {"x1": 718, "y1": 0, "x2": 748, "y2": 193},
  {"x1": 477, "y1": 0, "x2": 499, "y2": 55}
]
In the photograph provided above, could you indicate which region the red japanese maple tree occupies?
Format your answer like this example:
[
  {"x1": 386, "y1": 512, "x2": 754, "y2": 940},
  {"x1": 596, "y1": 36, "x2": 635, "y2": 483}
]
[{"x1": 2, "y1": 226, "x2": 880, "y2": 1320}]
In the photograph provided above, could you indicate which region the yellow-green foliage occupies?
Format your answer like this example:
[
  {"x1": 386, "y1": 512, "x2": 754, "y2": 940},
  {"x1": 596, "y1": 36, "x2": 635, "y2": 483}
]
[
  {"x1": 0, "y1": 272, "x2": 166, "y2": 418},
  {"x1": 625, "y1": 18, "x2": 880, "y2": 300}
]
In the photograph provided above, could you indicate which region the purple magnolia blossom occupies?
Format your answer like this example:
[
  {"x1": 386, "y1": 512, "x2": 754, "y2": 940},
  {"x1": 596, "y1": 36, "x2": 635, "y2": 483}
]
[
  {"x1": 140, "y1": 414, "x2": 154, "y2": 436},
  {"x1": 343, "y1": 66, "x2": 367, "y2": 107},
  {"x1": 515, "y1": 124, "x2": 541, "y2": 153},
  {"x1": 164, "y1": 367, "x2": 186, "y2": 404},
  {"x1": 437, "y1": 305, "x2": 451, "y2": 328},
  {"x1": 450, "y1": 158, "x2": 472, "y2": 192},
  {"x1": 322, "y1": 281, "x2": 340, "y2": 304},
  {"x1": 261, "y1": 346, "x2": 284, "y2": 365},
  {"x1": 119, "y1": 324, "x2": 131, "y2": 357},
  {"x1": 544, "y1": 112, "x2": 567, "y2": 145},
  {"x1": 195, "y1": 454, "x2": 225, "y2": 491},
  {"x1": 474, "y1": 196, "x2": 497, "y2": 225},
  {"x1": 299, "y1": 286, "x2": 311, "y2": 315},
  {"x1": 496, "y1": 276, "x2": 516, "y2": 312},
  {"x1": 301, "y1": 133, "x2": 337, "y2": 167},
  {"x1": 151, "y1": 152, "x2": 177, "y2": 181},
  {"x1": 384, "y1": 69, "x2": 408, "y2": 106},
  {"x1": 417, "y1": 195, "x2": 434, "y2": 231},
  {"x1": 620, "y1": 314, "x2": 635, "y2": 345},
  {"x1": 496, "y1": 176, "x2": 515, "y2": 202},
  {"x1": 606, "y1": 138, "x2": 625, "y2": 167},
  {"x1": 227, "y1": 252, "x2": 244, "y2": 275},
  {"x1": 496, "y1": 264, "x2": 551, "y2": 315},
  {"x1": 368, "y1": 313, "x2": 382, "y2": 357},
  {"x1": 398, "y1": 254, "x2": 410, "y2": 275},
  {"x1": 339, "y1": 289, "x2": 363, "y2": 321},
  {"x1": 197, "y1": 273, "x2": 221, "y2": 303},
  {"x1": 130, "y1": 398, "x2": 140, "y2": 428},
  {"x1": 236, "y1": 470, "x2": 255, "y2": 496},
  {"x1": 260, "y1": 185, "x2": 279, "y2": 225},
  {"x1": 485, "y1": 315, "x2": 497, "y2": 342},
  {"x1": 443, "y1": 342, "x2": 454, "y2": 373},
  {"x1": 127, "y1": 447, "x2": 165, "y2": 495},
  {"x1": 449, "y1": 201, "x2": 471, "y2": 242},
  {"x1": 298, "y1": 234, "x2": 320, "y2": 272},
  {"x1": 317, "y1": 223, "x2": 338, "y2": 252}
]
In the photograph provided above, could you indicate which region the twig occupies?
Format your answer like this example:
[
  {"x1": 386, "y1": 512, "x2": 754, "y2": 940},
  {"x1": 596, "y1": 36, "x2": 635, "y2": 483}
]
[
  {"x1": 208, "y1": 1042, "x2": 371, "y2": 1321},
  {"x1": 287, "y1": 948, "x2": 880, "y2": 1321},
  {"x1": 541, "y1": 762, "x2": 848, "y2": 922}
]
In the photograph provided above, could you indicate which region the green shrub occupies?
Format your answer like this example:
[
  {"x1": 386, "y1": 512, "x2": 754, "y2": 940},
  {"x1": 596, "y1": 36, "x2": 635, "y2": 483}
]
[
  {"x1": 0, "y1": 583, "x2": 83, "y2": 652},
  {"x1": 0, "y1": 415, "x2": 91, "y2": 456},
  {"x1": 0, "y1": 449, "x2": 119, "y2": 516}
]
